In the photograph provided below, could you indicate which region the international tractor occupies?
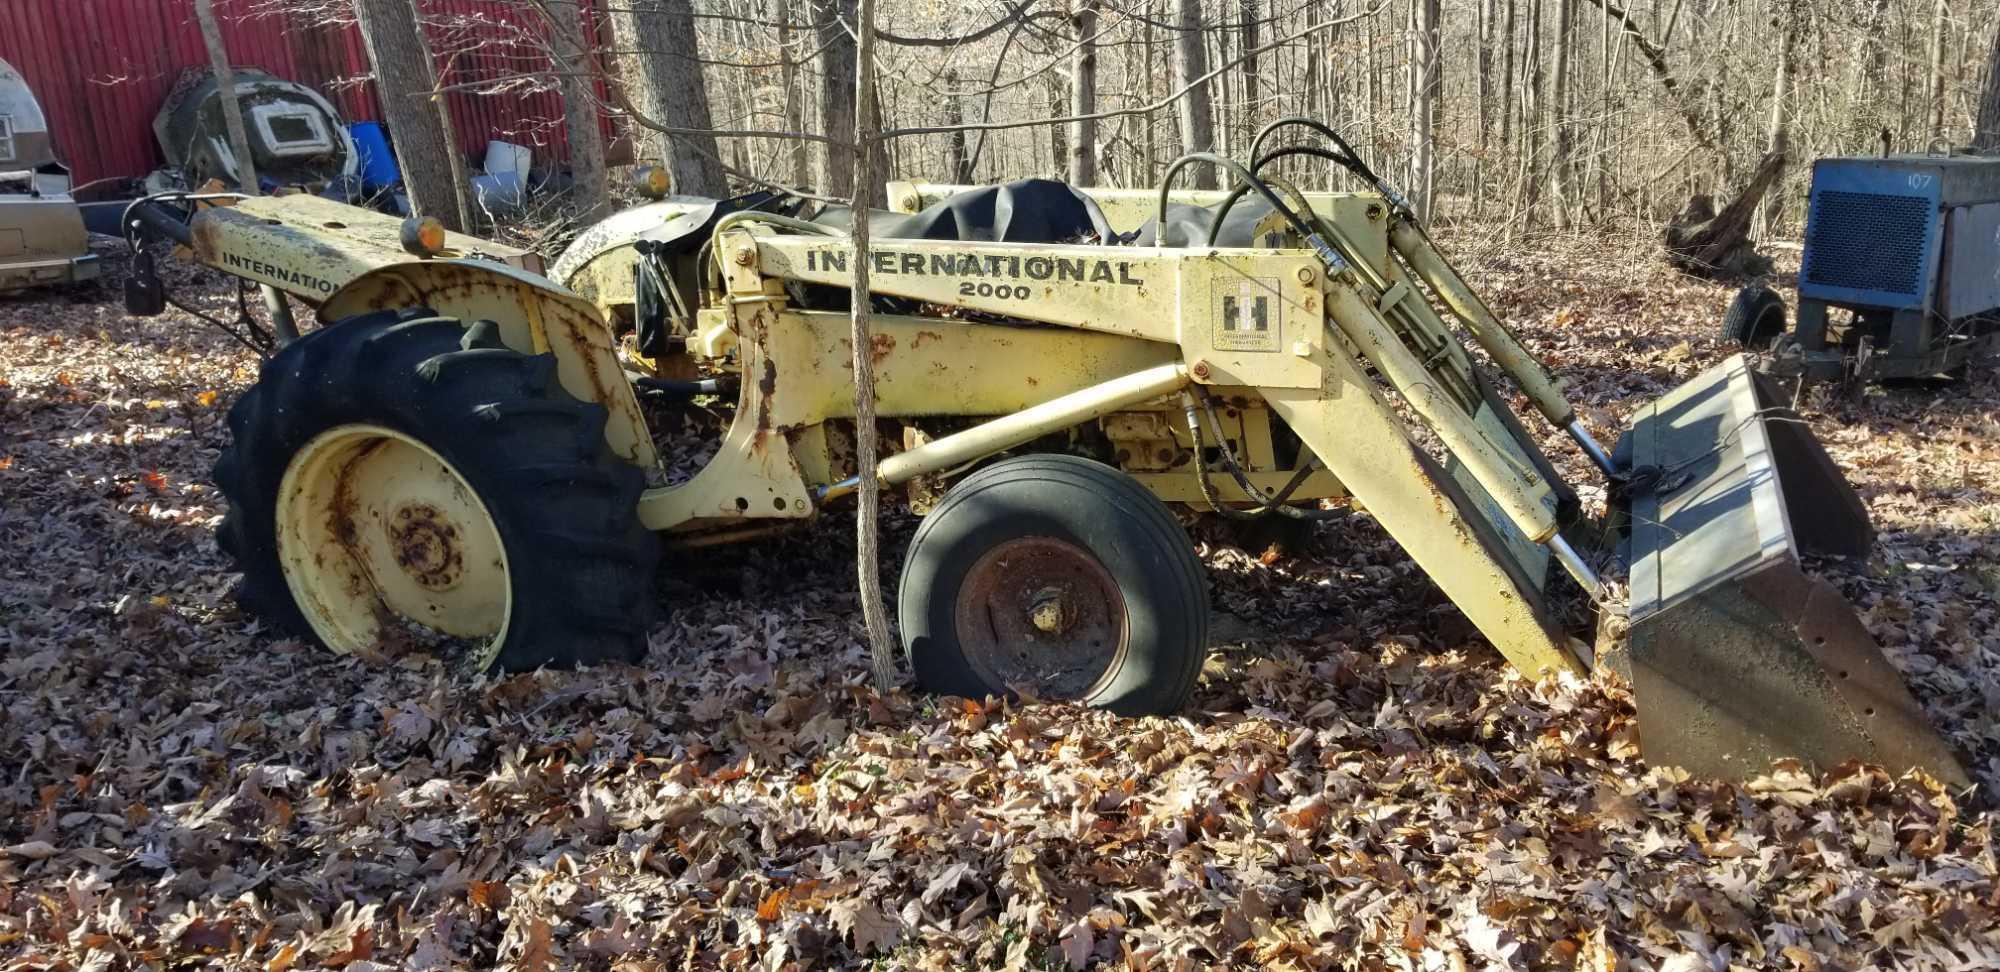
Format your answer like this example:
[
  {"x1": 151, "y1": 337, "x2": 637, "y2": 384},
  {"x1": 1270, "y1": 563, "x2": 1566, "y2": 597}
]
[{"x1": 120, "y1": 119, "x2": 1967, "y2": 786}]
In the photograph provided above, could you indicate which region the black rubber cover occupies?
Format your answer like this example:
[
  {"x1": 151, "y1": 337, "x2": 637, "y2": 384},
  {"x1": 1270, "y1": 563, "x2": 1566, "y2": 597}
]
[
  {"x1": 1130, "y1": 196, "x2": 1286, "y2": 248},
  {"x1": 816, "y1": 178, "x2": 1119, "y2": 245}
]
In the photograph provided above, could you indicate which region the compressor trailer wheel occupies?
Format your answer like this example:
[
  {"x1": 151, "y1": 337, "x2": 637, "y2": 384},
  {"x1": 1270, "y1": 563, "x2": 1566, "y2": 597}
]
[
  {"x1": 214, "y1": 310, "x2": 659, "y2": 670},
  {"x1": 1721, "y1": 285, "x2": 1789, "y2": 349},
  {"x1": 898, "y1": 455, "x2": 1209, "y2": 715}
]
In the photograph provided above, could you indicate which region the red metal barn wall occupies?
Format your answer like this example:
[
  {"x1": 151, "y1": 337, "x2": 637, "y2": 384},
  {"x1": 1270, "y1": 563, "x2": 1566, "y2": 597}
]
[{"x1": 0, "y1": 0, "x2": 613, "y2": 194}]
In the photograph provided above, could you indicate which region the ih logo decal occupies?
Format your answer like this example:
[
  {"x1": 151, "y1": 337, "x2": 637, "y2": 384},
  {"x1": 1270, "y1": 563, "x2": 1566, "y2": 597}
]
[{"x1": 1214, "y1": 277, "x2": 1282, "y2": 352}]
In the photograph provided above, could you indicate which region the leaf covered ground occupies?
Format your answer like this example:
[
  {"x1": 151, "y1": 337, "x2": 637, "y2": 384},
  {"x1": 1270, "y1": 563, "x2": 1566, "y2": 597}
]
[{"x1": 1, "y1": 235, "x2": 1997, "y2": 970}]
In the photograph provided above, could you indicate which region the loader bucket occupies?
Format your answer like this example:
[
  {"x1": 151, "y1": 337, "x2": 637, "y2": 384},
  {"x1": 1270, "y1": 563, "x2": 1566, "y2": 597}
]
[{"x1": 1612, "y1": 355, "x2": 1968, "y2": 786}]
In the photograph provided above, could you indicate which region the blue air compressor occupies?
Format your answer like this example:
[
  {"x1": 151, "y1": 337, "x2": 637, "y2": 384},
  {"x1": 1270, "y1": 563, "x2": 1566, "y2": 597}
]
[{"x1": 1724, "y1": 151, "x2": 2000, "y2": 385}]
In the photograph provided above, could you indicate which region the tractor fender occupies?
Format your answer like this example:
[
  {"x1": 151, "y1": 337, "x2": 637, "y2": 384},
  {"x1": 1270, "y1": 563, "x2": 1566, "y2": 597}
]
[
  {"x1": 550, "y1": 197, "x2": 730, "y2": 315},
  {"x1": 320, "y1": 259, "x2": 658, "y2": 472}
]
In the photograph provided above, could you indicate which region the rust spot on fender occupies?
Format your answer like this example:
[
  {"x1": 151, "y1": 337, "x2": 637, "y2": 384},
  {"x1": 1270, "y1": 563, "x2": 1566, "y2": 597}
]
[
  {"x1": 911, "y1": 329, "x2": 945, "y2": 350},
  {"x1": 870, "y1": 333, "x2": 896, "y2": 366},
  {"x1": 752, "y1": 355, "x2": 779, "y2": 450},
  {"x1": 758, "y1": 356, "x2": 779, "y2": 398}
]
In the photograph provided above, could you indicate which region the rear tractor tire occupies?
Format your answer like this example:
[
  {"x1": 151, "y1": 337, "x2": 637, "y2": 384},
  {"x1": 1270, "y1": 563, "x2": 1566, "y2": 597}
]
[
  {"x1": 897, "y1": 455, "x2": 1209, "y2": 715},
  {"x1": 213, "y1": 310, "x2": 660, "y2": 670},
  {"x1": 1721, "y1": 285, "x2": 1789, "y2": 349}
]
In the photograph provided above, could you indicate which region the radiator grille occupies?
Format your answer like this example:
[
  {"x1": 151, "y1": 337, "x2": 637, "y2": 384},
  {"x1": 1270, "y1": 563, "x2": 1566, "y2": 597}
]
[{"x1": 1804, "y1": 190, "x2": 1931, "y2": 297}]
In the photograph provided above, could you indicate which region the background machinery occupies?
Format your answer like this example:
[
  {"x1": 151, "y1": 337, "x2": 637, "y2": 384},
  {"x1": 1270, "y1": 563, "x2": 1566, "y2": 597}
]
[
  {"x1": 121, "y1": 120, "x2": 1968, "y2": 787},
  {"x1": 1726, "y1": 150, "x2": 2000, "y2": 387},
  {"x1": 1, "y1": 56, "x2": 97, "y2": 293}
]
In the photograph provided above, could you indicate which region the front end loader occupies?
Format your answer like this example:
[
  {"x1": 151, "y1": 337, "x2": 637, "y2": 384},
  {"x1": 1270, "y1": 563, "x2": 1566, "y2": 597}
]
[{"x1": 120, "y1": 120, "x2": 1967, "y2": 786}]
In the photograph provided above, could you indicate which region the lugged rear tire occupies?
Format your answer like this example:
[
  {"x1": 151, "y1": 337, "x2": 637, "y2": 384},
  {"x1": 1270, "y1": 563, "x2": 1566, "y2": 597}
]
[{"x1": 213, "y1": 310, "x2": 659, "y2": 670}]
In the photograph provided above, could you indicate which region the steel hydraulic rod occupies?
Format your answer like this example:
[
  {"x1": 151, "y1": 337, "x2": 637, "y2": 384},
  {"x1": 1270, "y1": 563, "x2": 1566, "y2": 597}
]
[
  {"x1": 818, "y1": 362, "x2": 1192, "y2": 503},
  {"x1": 1387, "y1": 219, "x2": 1620, "y2": 477},
  {"x1": 1566, "y1": 420, "x2": 1618, "y2": 477},
  {"x1": 1547, "y1": 532, "x2": 1605, "y2": 601}
]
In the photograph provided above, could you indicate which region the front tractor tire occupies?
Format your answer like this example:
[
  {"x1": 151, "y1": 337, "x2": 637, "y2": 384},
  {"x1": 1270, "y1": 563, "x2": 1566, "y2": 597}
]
[
  {"x1": 898, "y1": 455, "x2": 1209, "y2": 715},
  {"x1": 214, "y1": 310, "x2": 659, "y2": 670}
]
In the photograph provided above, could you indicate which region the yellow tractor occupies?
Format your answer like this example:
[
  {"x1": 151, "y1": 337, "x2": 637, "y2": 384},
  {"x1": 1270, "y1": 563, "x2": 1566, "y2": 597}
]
[{"x1": 122, "y1": 120, "x2": 1966, "y2": 785}]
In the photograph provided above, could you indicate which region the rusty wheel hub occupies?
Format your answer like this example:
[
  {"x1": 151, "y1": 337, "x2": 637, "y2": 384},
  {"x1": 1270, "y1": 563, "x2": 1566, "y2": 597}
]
[
  {"x1": 275, "y1": 424, "x2": 512, "y2": 666},
  {"x1": 389, "y1": 503, "x2": 465, "y2": 590},
  {"x1": 954, "y1": 536, "x2": 1128, "y2": 700}
]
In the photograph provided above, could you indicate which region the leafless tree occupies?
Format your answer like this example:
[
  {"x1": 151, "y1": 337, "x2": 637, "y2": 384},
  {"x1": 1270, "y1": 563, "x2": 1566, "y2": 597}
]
[
  {"x1": 608, "y1": 0, "x2": 730, "y2": 197},
  {"x1": 1068, "y1": 0, "x2": 1099, "y2": 184},
  {"x1": 194, "y1": 0, "x2": 259, "y2": 192},
  {"x1": 543, "y1": 0, "x2": 609, "y2": 221},
  {"x1": 1174, "y1": 0, "x2": 1218, "y2": 188},
  {"x1": 351, "y1": 0, "x2": 471, "y2": 231},
  {"x1": 1976, "y1": 25, "x2": 2000, "y2": 150},
  {"x1": 815, "y1": 0, "x2": 862, "y2": 198}
]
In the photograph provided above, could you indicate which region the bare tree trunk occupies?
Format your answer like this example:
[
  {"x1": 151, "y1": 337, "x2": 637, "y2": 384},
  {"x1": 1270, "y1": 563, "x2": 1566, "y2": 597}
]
[
  {"x1": 1047, "y1": 72, "x2": 1068, "y2": 177},
  {"x1": 608, "y1": 0, "x2": 727, "y2": 197},
  {"x1": 816, "y1": 0, "x2": 862, "y2": 199},
  {"x1": 1363, "y1": 0, "x2": 1378, "y2": 153},
  {"x1": 1549, "y1": 0, "x2": 1573, "y2": 226},
  {"x1": 1977, "y1": 25, "x2": 2000, "y2": 151},
  {"x1": 1241, "y1": 0, "x2": 1260, "y2": 132},
  {"x1": 1500, "y1": 0, "x2": 1516, "y2": 151},
  {"x1": 193, "y1": 0, "x2": 258, "y2": 193},
  {"x1": 1475, "y1": 0, "x2": 1493, "y2": 215},
  {"x1": 1069, "y1": 0, "x2": 1099, "y2": 184},
  {"x1": 1325, "y1": 0, "x2": 1342, "y2": 122},
  {"x1": 1593, "y1": 0, "x2": 1611, "y2": 218},
  {"x1": 1174, "y1": 0, "x2": 1217, "y2": 188},
  {"x1": 351, "y1": 0, "x2": 470, "y2": 232},
  {"x1": 1213, "y1": 21, "x2": 1232, "y2": 157},
  {"x1": 545, "y1": 0, "x2": 608, "y2": 223},
  {"x1": 1927, "y1": 0, "x2": 1947, "y2": 140},
  {"x1": 845, "y1": 0, "x2": 896, "y2": 693},
  {"x1": 1759, "y1": 0, "x2": 1796, "y2": 233},
  {"x1": 1143, "y1": 6, "x2": 1158, "y2": 179},
  {"x1": 776, "y1": 0, "x2": 810, "y2": 187},
  {"x1": 945, "y1": 70, "x2": 971, "y2": 182},
  {"x1": 1518, "y1": 0, "x2": 1544, "y2": 224},
  {"x1": 1303, "y1": 0, "x2": 1323, "y2": 123},
  {"x1": 1411, "y1": 0, "x2": 1440, "y2": 221}
]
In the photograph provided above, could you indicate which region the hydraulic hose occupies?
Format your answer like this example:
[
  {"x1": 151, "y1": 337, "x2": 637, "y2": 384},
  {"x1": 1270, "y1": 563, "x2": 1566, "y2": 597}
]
[
  {"x1": 1250, "y1": 117, "x2": 1375, "y2": 183},
  {"x1": 123, "y1": 198, "x2": 196, "y2": 248},
  {"x1": 1179, "y1": 391, "x2": 1340, "y2": 521},
  {"x1": 1155, "y1": 153, "x2": 1347, "y2": 273}
]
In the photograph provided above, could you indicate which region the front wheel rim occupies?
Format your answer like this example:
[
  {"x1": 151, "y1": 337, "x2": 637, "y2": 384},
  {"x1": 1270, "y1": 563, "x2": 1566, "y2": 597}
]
[
  {"x1": 953, "y1": 536, "x2": 1130, "y2": 700},
  {"x1": 275, "y1": 423, "x2": 514, "y2": 668}
]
